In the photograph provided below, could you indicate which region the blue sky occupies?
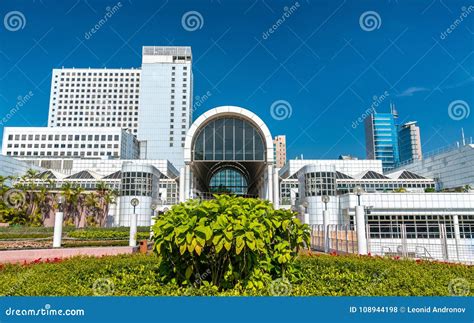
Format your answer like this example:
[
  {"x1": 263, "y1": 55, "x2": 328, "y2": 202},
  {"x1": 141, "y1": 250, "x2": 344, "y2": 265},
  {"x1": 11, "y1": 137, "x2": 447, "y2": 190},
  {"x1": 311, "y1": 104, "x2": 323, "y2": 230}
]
[{"x1": 0, "y1": 0, "x2": 473, "y2": 159}]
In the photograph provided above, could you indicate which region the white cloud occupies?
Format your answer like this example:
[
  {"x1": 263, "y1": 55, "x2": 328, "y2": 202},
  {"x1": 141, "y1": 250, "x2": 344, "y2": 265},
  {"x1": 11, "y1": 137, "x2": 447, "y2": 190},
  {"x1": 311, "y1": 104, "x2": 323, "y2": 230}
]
[{"x1": 396, "y1": 86, "x2": 430, "y2": 97}]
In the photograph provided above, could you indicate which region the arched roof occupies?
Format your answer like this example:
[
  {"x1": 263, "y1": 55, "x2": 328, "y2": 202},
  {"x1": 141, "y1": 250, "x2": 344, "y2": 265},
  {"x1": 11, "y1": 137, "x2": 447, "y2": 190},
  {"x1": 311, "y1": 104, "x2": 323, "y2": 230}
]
[{"x1": 184, "y1": 106, "x2": 274, "y2": 163}]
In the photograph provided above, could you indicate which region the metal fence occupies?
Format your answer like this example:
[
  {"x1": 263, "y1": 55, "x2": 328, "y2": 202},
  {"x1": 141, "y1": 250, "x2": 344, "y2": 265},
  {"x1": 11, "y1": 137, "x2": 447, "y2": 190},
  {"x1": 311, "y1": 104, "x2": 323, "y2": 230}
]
[
  {"x1": 310, "y1": 224, "x2": 358, "y2": 254},
  {"x1": 367, "y1": 223, "x2": 474, "y2": 264},
  {"x1": 310, "y1": 223, "x2": 474, "y2": 264}
]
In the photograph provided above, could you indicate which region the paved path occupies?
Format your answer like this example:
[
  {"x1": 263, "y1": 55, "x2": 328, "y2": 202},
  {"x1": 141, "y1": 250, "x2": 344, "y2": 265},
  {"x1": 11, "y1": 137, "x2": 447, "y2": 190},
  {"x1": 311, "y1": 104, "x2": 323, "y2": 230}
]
[{"x1": 0, "y1": 246, "x2": 136, "y2": 264}]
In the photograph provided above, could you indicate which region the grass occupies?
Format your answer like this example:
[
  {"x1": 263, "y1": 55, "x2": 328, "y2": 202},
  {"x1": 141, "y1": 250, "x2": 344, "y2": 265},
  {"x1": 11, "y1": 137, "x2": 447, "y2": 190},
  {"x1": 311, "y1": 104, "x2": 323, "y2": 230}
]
[{"x1": 0, "y1": 253, "x2": 472, "y2": 296}]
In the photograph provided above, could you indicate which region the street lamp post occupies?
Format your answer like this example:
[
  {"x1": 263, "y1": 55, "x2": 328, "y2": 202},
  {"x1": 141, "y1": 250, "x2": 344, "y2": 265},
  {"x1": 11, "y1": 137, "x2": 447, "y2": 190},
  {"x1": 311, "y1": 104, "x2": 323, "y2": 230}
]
[
  {"x1": 129, "y1": 198, "x2": 139, "y2": 247},
  {"x1": 53, "y1": 195, "x2": 65, "y2": 248},
  {"x1": 353, "y1": 186, "x2": 367, "y2": 255},
  {"x1": 321, "y1": 195, "x2": 330, "y2": 253}
]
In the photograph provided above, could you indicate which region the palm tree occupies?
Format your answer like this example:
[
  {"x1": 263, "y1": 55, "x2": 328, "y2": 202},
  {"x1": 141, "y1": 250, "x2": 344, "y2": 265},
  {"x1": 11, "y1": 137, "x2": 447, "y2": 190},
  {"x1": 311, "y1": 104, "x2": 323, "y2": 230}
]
[{"x1": 95, "y1": 182, "x2": 117, "y2": 227}]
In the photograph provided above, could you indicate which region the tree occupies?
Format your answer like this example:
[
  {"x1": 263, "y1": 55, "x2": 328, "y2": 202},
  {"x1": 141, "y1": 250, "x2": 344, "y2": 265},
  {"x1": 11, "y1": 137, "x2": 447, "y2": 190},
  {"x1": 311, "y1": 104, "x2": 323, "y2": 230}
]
[{"x1": 94, "y1": 182, "x2": 117, "y2": 227}]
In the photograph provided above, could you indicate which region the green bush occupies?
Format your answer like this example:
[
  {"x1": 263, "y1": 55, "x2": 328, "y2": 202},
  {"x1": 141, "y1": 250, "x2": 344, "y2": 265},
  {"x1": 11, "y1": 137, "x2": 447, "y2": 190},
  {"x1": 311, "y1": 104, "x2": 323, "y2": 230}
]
[
  {"x1": 0, "y1": 254, "x2": 472, "y2": 296},
  {"x1": 0, "y1": 226, "x2": 150, "y2": 240},
  {"x1": 67, "y1": 230, "x2": 149, "y2": 240},
  {"x1": 152, "y1": 195, "x2": 310, "y2": 289}
]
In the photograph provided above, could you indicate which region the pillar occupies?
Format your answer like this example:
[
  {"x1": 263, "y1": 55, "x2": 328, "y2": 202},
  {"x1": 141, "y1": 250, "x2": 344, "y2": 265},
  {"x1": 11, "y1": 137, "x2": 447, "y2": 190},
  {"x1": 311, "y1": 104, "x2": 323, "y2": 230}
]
[
  {"x1": 453, "y1": 214, "x2": 461, "y2": 260},
  {"x1": 53, "y1": 212, "x2": 64, "y2": 248},
  {"x1": 355, "y1": 205, "x2": 367, "y2": 255},
  {"x1": 179, "y1": 167, "x2": 185, "y2": 203},
  {"x1": 323, "y1": 209, "x2": 329, "y2": 253},
  {"x1": 184, "y1": 164, "x2": 191, "y2": 201},
  {"x1": 267, "y1": 165, "x2": 273, "y2": 203},
  {"x1": 273, "y1": 167, "x2": 280, "y2": 209},
  {"x1": 129, "y1": 212, "x2": 137, "y2": 247}
]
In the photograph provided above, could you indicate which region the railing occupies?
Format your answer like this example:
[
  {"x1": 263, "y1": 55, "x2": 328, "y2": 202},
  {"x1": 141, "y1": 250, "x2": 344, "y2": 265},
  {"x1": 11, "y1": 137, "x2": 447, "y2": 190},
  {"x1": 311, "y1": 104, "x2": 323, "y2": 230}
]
[
  {"x1": 310, "y1": 225, "x2": 357, "y2": 254},
  {"x1": 310, "y1": 223, "x2": 474, "y2": 264}
]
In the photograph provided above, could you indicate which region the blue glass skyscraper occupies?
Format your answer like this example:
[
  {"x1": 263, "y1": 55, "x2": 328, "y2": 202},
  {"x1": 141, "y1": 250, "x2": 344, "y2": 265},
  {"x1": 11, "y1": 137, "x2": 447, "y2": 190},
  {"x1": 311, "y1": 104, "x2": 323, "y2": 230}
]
[{"x1": 365, "y1": 104, "x2": 400, "y2": 171}]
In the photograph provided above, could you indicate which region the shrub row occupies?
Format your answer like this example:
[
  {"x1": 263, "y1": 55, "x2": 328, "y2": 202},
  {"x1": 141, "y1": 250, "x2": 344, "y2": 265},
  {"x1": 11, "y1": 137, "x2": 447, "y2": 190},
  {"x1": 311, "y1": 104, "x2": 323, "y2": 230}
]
[
  {"x1": 0, "y1": 253, "x2": 471, "y2": 296},
  {"x1": 0, "y1": 226, "x2": 150, "y2": 240}
]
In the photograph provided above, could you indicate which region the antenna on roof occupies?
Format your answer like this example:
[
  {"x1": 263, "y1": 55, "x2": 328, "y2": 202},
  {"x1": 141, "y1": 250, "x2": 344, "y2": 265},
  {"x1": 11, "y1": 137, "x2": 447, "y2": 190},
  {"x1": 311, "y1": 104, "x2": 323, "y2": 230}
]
[{"x1": 461, "y1": 128, "x2": 466, "y2": 146}]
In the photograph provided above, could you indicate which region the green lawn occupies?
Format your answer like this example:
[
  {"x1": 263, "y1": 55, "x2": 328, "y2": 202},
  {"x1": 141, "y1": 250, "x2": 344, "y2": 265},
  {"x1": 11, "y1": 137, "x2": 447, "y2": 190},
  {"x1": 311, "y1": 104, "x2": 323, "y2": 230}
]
[{"x1": 0, "y1": 253, "x2": 471, "y2": 296}]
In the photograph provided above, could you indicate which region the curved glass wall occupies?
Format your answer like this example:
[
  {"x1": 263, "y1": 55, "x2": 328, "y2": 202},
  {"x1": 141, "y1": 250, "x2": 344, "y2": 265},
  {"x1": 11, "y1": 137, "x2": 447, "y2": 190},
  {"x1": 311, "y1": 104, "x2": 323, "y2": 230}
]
[
  {"x1": 304, "y1": 171, "x2": 336, "y2": 197},
  {"x1": 121, "y1": 171, "x2": 154, "y2": 197},
  {"x1": 209, "y1": 168, "x2": 248, "y2": 194},
  {"x1": 193, "y1": 117, "x2": 265, "y2": 161}
]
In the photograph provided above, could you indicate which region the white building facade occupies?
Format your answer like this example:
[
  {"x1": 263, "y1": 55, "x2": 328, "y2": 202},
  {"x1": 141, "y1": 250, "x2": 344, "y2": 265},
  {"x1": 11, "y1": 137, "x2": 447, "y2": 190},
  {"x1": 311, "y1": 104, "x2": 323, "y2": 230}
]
[
  {"x1": 2, "y1": 127, "x2": 139, "y2": 159},
  {"x1": 47, "y1": 68, "x2": 141, "y2": 134},
  {"x1": 137, "y1": 46, "x2": 193, "y2": 168}
]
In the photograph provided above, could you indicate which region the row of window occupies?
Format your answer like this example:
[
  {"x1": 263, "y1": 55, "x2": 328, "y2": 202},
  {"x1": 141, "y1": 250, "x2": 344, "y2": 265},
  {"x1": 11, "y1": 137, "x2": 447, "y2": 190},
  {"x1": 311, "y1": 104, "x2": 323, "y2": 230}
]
[
  {"x1": 7, "y1": 134, "x2": 120, "y2": 141},
  {"x1": 6, "y1": 150, "x2": 120, "y2": 157}
]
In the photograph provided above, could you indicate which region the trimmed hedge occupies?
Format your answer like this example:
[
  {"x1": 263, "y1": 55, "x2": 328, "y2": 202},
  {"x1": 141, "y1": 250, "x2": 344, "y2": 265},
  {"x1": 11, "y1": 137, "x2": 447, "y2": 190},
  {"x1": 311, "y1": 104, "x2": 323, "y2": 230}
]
[
  {"x1": 0, "y1": 226, "x2": 150, "y2": 241},
  {"x1": 0, "y1": 253, "x2": 471, "y2": 296}
]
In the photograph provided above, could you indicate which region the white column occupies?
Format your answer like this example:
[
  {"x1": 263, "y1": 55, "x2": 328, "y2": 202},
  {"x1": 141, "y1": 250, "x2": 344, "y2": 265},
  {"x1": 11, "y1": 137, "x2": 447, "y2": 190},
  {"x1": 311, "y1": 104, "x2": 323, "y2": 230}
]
[
  {"x1": 323, "y1": 209, "x2": 329, "y2": 253},
  {"x1": 52, "y1": 212, "x2": 64, "y2": 248},
  {"x1": 267, "y1": 165, "x2": 273, "y2": 203},
  {"x1": 355, "y1": 206, "x2": 367, "y2": 255},
  {"x1": 273, "y1": 167, "x2": 280, "y2": 209},
  {"x1": 184, "y1": 164, "x2": 191, "y2": 201},
  {"x1": 179, "y1": 167, "x2": 185, "y2": 203},
  {"x1": 129, "y1": 213, "x2": 137, "y2": 247},
  {"x1": 453, "y1": 214, "x2": 461, "y2": 260}
]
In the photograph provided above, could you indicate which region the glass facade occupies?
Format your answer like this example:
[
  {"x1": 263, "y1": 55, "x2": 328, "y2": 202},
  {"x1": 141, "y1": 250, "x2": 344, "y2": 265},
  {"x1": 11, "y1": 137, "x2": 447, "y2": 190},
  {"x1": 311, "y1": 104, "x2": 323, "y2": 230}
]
[
  {"x1": 121, "y1": 171, "x2": 154, "y2": 197},
  {"x1": 209, "y1": 168, "x2": 248, "y2": 194},
  {"x1": 365, "y1": 112, "x2": 400, "y2": 171},
  {"x1": 304, "y1": 171, "x2": 336, "y2": 197},
  {"x1": 193, "y1": 117, "x2": 265, "y2": 161}
]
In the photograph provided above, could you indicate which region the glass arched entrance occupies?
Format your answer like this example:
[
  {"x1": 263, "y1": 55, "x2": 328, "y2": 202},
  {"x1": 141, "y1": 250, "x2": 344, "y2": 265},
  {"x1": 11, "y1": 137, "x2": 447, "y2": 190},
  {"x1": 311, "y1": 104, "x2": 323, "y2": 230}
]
[
  {"x1": 209, "y1": 167, "x2": 248, "y2": 194},
  {"x1": 182, "y1": 106, "x2": 276, "y2": 204}
]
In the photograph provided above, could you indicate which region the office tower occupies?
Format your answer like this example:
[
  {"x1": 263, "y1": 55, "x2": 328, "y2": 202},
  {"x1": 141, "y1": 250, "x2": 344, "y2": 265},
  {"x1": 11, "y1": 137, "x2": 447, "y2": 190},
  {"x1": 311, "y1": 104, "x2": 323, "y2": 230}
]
[
  {"x1": 273, "y1": 135, "x2": 287, "y2": 168},
  {"x1": 47, "y1": 68, "x2": 141, "y2": 134},
  {"x1": 137, "y1": 46, "x2": 193, "y2": 168},
  {"x1": 2, "y1": 127, "x2": 139, "y2": 159},
  {"x1": 398, "y1": 121, "x2": 422, "y2": 163},
  {"x1": 364, "y1": 104, "x2": 400, "y2": 171}
]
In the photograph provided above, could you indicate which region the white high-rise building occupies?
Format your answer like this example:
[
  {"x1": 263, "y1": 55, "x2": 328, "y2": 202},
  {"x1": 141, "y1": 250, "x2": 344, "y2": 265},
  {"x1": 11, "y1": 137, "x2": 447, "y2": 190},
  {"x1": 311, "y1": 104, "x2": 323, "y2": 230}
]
[
  {"x1": 137, "y1": 46, "x2": 193, "y2": 168},
  {"x1": 47, "y1": 68, "x2": 141, "y2": 134},
  {"x1": 2, "y1": 127, "x2": 139, "y2": 159}
]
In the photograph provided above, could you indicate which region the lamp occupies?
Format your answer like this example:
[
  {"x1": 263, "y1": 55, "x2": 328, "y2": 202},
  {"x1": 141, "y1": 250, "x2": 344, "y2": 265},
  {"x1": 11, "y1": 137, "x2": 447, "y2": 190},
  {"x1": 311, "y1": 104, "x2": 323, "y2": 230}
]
[
  {"x1": 130, "y1": 198, "x2": 139, "y2": 214},
  {"x1": 353, "y1": 186, "x2": 364, "y2": 206},
  {"x1": 321, "y1": 195, "x2": 330, "y2": 210}
]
